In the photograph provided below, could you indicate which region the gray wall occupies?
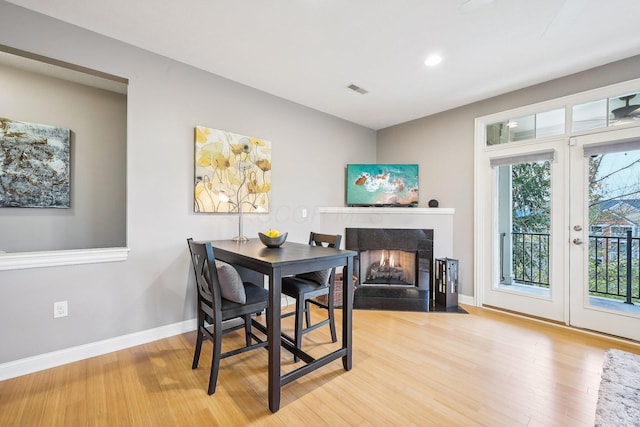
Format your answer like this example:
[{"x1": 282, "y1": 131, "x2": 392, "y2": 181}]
[
  {"x1": 377, "y1": 55, "x2": 640, "y2": 297},
  {"x1": 0, "y1": 62, "x2": 127, "y2": 252},
  {"x1": 0, "y1": 2, "x2": 375, "y2": 363},
  {"x1": 2, "y1": 0, "x2": 640, "y2": 366}
]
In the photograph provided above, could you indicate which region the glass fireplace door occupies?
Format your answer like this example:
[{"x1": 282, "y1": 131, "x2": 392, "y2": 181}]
[{"x1": 359, "y1": 249, "x2": 416, "y2": 287}]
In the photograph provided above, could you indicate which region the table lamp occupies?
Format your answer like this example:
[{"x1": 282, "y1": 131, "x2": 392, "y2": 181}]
[{"x1": 218, "y1": 193, "x2": 264, "y2": 242}]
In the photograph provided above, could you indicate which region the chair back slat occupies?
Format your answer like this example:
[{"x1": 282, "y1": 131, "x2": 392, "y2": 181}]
[
  {"x1": 187, "y1": 239, "x2": 222, "y2": 311},
  {"x1": 309, "y1": 232, "x2": 342, "y2": 249},
  {"x1": 308, "y1": 232, "x2": 342, "y2": 284}
]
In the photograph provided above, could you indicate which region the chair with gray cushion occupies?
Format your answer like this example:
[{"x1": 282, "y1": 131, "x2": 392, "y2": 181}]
[
  {"x1": 187, "y1": 238, "x2": 268, "y2": 394},
  {"x1": 281, "y1": 232, "x2": 342, "y2": 361}
]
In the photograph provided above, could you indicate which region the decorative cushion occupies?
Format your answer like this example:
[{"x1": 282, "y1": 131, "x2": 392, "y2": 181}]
[
  {"x1": 296, "y1": 269, "x2": 331, "y2": 286},
  {"x1": 214, "y1": 260, "x2": 246, "y2": 304}
]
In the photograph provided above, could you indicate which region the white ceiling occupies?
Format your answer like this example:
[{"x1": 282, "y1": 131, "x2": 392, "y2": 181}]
[{"x1": 6, "y1": 0, "x2": 640, "y2": 130}]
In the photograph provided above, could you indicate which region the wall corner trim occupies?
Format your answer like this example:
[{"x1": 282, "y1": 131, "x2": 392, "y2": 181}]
[{"x1": 0, "y1": 247, "x2": 130, "y2": 271}]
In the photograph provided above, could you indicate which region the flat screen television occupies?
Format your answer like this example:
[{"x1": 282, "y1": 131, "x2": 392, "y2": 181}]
[{"x1": 345, "y1": 164, "x2": 419, "y2": 207}]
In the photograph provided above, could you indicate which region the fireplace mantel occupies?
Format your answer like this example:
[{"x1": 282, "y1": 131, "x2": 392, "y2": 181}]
[
  {"x1": 318, "y1": 206, "x2": 454, "y2": 260},
  {"x1": 319, "y1": 207, "x2": 454, "y2": 215}
]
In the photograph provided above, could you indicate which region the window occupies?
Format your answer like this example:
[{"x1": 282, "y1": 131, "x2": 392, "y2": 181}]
[
  {"x1": 486, "y1": 108, "x2": 565, "y2": 146},
  {"x1": 609, "y1": 92, "x2": 640, "y2": 127},
  {"x1": 572, "y1": 99, "x2": 607, "y2": 132}
]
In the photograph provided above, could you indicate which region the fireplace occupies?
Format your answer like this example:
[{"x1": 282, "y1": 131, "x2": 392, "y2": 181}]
[
  {"x1": 360, "y1": 249, "x2": 415, "y2": 286},
  {"x1": 320, "y1": 207, "x2": 454, "y2": 312},
  {"x1": 345, "y1": 228, "x2": 433, "y2": 293}
]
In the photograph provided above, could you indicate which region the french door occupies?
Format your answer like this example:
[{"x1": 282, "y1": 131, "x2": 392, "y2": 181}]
[
  {"x1": 569, "y1": 127, "x2": 640, "y2": 341},
  {"x1": 479, "y1": 138, "x2": 567, "y2": 322},
  {"x1": 478, "y1": 126, "x2": 640, "y2": 340}
]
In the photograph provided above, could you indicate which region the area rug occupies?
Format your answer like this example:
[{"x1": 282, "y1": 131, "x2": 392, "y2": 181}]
[{"x1": 595, "y1": 349, "x2": 640, "y2": 426}]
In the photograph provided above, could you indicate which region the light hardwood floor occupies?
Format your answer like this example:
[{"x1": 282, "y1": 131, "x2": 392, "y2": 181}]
[{"x1": 1, "y1": 305, "x2": 639, "y2": 426}]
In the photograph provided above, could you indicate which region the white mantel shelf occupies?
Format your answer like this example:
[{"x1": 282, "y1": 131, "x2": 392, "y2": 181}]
[{"x1": 319, "y1": 207, "x2": 454, "y2": 215}]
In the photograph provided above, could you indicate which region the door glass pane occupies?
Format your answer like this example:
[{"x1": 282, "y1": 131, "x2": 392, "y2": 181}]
[
  {"x1": 497, "y1": 160, "x2": 551, "y2": 296},
  {"x1": 573, "y1": 99, "x2": 608, "y2": 132},
  {"x1": 588, "y1": 148, "x2": 640, "y2": 314},
  {"x1": 609, "y1": 92, "x2": 640, "y2": 126}
]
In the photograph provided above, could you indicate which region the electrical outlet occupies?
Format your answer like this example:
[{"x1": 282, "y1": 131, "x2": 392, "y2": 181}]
[{"x1": 53, "y1": 301, "x2": 68, "y2": 318}]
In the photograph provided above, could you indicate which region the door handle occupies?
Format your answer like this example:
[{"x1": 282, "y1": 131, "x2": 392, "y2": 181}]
[{"x1": 573, "y1": 238, "x2": 583, "y2": 245}]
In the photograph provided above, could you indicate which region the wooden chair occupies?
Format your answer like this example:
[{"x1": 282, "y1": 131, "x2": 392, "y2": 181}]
[
  {"x1": 281, "y1": 232, "x2": 342, "y2": 361},
  {"x1": 187, "y1": 238, "x2": 268, "y2": 394}
]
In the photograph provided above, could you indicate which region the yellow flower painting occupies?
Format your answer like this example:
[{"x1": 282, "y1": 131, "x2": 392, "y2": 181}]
[{"x1": 194, "y1": 126, "x2": 271, "y2": 213}]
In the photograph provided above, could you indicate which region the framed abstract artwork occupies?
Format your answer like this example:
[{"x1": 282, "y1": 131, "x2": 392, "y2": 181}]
[
  {"x1": 0, "y1": 117, "x2": 71, "y2": 208},
  {"x1": 194, "y1": 126, "x2": 271, "y2": 213}
]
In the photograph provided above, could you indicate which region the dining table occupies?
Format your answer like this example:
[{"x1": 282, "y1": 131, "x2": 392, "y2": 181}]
[{"x1": 209, "y1": 238, "x2": 357, "y2": 413}]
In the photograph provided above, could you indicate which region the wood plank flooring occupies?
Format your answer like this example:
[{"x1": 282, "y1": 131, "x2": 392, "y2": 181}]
[{"x1": 1, "y1": 305, "x2": 639, "y2": 426}]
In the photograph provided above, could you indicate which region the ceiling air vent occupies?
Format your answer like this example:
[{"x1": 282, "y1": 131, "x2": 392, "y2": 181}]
[{"x1": 347, "y1": 84, "x2": 368, "y2": 95}]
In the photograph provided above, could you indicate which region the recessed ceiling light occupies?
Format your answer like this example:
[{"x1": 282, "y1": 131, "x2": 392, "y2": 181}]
[{"x1": 424, "y1": 54, "x2": 443, "y2": 67}]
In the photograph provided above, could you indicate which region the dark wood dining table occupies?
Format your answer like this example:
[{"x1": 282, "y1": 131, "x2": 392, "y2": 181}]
[{"x1": 209, "y1": 239, "x2": 356, "y2": 413}]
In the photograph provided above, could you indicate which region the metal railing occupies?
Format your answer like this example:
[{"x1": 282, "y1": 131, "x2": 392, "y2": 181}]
[
  {"x1": 511, "y1": 231, "x2": 550, "y2": 287},
  {"x1": 590, "y1": 230, "x2": 640, "y2": 304},
  {"x1": 504, "y1": 230, "x2": 640, "y2": 303}
]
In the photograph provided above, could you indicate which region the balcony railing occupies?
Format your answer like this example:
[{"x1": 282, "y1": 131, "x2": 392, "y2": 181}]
[
  {"x1": 504, "y1": 231, "x2": 640, "y2": 303},
  {"x1": 590, "y1": 230, "x2": 640, "y2": 304},
  {"x1": 510, "y1": 232, "x2": 550, "y2": 287}
]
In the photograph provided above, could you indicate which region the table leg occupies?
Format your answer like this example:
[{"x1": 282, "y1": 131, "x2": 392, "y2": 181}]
[
  {"x1": 342, "y1": 256, "x2": 353, "y2": 371},
  {"x1": 268, "y1": 268, "x2": 282, "y2": 412}
]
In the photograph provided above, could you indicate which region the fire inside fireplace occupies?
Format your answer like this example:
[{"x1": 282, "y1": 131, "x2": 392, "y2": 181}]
[{"x1": 360, "y1": 249, "x2": 416, "y2": 286}]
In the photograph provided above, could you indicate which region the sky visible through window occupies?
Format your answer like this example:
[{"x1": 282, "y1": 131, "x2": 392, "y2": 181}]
[{"x1": 596, "y1": 150, "x2": 640, "y2": 199}]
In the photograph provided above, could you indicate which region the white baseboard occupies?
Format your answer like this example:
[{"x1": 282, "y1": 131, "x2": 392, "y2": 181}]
[
  {"x1": 0, "y1": 296, "x2": 288, "y2": 381},
  {"x1": 458, "y1": 294, "x2": 474, "y2": 306},
  {"x1": 0, "y1": 295, "x2": 473, "y2": 381},
  {"x1": 0, "y1": 319, "x2": 197, "y2": 381}
]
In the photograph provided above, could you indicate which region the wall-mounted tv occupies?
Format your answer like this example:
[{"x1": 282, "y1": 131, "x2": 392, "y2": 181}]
[{"x1": 346, "y1": 164, "x2": 419, "y2": 207}]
